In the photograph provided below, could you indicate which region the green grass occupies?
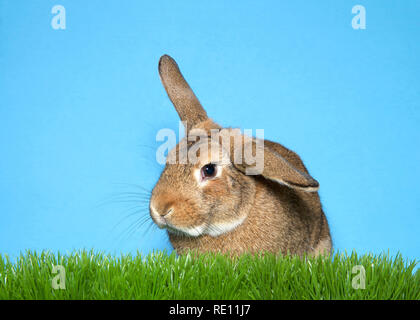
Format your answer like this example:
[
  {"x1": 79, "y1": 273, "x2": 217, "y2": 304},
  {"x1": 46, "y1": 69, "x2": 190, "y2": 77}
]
[{"x1": 0, "y1": 250, "x2": 418, "y2": 300}]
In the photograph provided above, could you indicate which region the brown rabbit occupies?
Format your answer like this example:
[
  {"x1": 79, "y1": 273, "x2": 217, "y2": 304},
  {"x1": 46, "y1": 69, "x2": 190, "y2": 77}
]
[{"x1": 149, "y1": 55, "x2": 332, "y2": 256}]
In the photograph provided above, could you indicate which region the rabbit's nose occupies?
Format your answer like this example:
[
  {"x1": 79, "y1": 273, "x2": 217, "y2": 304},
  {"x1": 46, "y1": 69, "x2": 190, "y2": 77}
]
[
  {"x1": 150, "y1": 204, "x2": 173, "y2": 229},
  {"x1": 152, "y1": 205, "x2": 173, "y2": 217}
]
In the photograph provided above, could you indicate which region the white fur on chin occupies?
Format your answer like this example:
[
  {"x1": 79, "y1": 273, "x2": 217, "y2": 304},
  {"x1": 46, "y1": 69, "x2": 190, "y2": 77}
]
[
  {"x1": 166, "y1": 215, "x2": 246, "y2": 237},
  {"x1": 167, "y1": 224, "x2": 207, "y2": 237},
  {"x1": 205, "y1": 215, "x2": 247, "y2": 237}
]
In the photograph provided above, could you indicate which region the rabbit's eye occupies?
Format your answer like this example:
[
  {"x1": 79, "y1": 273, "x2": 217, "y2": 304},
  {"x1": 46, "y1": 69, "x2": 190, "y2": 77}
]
[{"x1": 201, "y1": 164, "x2": 217, "y2": 179}]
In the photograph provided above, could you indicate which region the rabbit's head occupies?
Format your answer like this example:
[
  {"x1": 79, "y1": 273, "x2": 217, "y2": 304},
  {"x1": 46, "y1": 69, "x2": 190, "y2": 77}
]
[{"x1": 149, "y1": 55, "x2": 319, "y2": 238}]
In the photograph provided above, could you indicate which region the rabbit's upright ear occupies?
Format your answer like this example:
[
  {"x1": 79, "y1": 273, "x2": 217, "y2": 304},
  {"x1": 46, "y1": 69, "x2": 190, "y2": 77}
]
[{"x1": 158, "y1": 55, "x2": 208, "y2": 132}]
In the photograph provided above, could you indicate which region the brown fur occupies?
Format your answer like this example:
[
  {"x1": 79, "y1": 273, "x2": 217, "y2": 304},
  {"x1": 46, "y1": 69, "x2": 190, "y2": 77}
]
[{"x1": 150, "y1": 55, "x2": 332, "y2": 256}]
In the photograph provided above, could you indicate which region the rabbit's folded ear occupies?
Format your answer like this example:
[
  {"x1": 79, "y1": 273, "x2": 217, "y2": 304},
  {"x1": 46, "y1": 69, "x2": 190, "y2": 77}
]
[
  {"x1": 259, "y1": 146, "x2": 319, "y2": 192},
  {"x1": 231, "y1": 138, "x2": 319, "y2": 192},
  {"x1": 158, "y1": 55, "x2": 208, "y2": 132}
]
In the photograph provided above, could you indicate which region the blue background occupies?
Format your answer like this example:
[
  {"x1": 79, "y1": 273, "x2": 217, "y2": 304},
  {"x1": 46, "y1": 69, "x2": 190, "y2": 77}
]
[{"x1": 0, "y1": 1, "x2": 419, "y2": 261}]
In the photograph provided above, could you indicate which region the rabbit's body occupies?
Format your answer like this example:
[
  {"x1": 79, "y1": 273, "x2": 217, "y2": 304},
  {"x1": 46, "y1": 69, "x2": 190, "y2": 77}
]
[
  {"x1": 149, "y1": 55, "x2": 332, "y2": 256},
  {"x1": 167, "y1": 136, "x2": 331, "y2": 256}
]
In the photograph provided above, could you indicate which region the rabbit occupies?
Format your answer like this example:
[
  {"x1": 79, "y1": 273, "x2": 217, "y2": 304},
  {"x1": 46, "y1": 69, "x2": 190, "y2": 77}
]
[{"x1": 149, "y1": 54, "x2": 332, "y2": 256}]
